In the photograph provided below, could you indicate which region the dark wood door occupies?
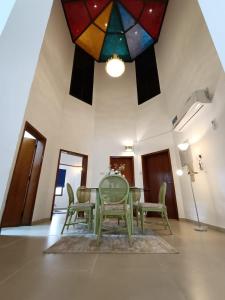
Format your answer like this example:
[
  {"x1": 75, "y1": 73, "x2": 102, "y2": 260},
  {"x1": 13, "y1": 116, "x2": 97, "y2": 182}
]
[
  {"x1": 21, "y1": 140, "x2": 44, "y2": 225},
  {"x1": 142, "y1": 150, "x2": 178, "y2": 219},
  {"x1": 110, "y1": 156, "x2": 135, "y2": 186},
  {"x1": 1, "y1": 138, "x2": 37, "y2": 227}
]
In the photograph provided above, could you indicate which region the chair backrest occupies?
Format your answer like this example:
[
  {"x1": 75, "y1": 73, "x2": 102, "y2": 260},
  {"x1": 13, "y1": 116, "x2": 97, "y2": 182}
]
[
  {"x1": 98, "y1": 175, "x2": 129, "y2": 205},
  {"x1": 67, "y1": 183, "x2": 75, "y2": 206},
  {"x1": 158, "y1": 182, "x2": 167, "y2": 205},
  {"x1": 76, "y1": 186, "x2": 91, "y2": 203},
  {"x1": 130, "y1": 187, "x2": 141, "y2": 204}
]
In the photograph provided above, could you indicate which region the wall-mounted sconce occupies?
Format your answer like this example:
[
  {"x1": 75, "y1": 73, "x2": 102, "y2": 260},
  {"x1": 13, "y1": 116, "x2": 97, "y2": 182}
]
[
  {"x1": 198, "y1": 154, "x2": 204, "y2": 171},
  {"x1": 176, "y1": 169, "x2": 184, "y2": 176},
  {"x1": 124, "y1": 145, "x2": 134, "y2": 152},
  {"x1": 177, "y1": 141, "x2": 189, "y2": 151}
]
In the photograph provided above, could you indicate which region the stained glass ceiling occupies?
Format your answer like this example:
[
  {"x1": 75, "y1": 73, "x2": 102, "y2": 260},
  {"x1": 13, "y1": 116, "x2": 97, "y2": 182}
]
[{"x1": 62, "y1": 0, "x2": 168, "y2": 62}]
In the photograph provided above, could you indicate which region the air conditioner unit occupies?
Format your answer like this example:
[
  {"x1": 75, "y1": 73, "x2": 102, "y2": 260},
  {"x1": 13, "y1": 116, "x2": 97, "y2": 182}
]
[{"x1": 172, "y1": 89, "x2": 212, "y2": 132}]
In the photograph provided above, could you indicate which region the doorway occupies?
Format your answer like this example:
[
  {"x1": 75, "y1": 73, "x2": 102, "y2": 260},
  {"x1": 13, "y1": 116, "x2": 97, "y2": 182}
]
[
  {"x1": 51, "y1": 150, "x2": 88, "y2": 216},
  {"x1": 142, "y1": 149, "x2": 178, "y2": 219},
  {"x1": 1, "y1": 122, "x2": 46, "y2": 227},
  {"x1": 110, "y1": 156, "x2": 135, "y2": 186}
]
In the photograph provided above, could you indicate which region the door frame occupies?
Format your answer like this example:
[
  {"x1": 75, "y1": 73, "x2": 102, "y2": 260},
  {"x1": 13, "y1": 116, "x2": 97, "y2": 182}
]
[
  {"x1": 109, "y1": 156, "x2": 135, "y2": 186},
  {"x1": 50, "y1": 149, "x2": 88, "y2": 218},
  {"x1": 142, "y1": 149, "x2": 178, "y2": 219},
  {"x1": 1, "y1": 121, "x2": 47, "y2": 227}
]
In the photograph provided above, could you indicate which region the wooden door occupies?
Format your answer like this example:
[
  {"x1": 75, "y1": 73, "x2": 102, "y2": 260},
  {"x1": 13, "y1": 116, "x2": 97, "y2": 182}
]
[
  {"x1": 21, "y1": 140, "x2": 44, "y2": 225},
  {"x1": 1, "y1": 138, "x2": 37, "y2": 227},
  {"x1": 142, "y1": 150, "x2": 178, "y2": 219},
  {"x1": 110, "y1": 156, "x2": 135, "y2": 186}
]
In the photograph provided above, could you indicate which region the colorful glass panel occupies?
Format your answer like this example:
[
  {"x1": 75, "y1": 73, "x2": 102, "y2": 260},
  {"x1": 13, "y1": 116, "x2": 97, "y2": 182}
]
[
  {"x1": 76, "y1": 24, "x2": 105, "y2": 60},
  {"x1": 100, "y1": 33, "x2": 130, "y2": 61},
  {"x1": 118, "y1": 0, "x2": 144, "y2": 19},
  {"x1": 117, "y1": 3, "x2": 135, "y2": 31},
  {"x1": 107, "y1": 3, "x2": 124, "y2": 33},
  {"x1": 139, "y1": 1, "x2": 167, "y2": 39},
  {"x1": 86, "y1": 0, "x2": 111, "y2": 19},
  {"x1": 94, "y1": 2, "x2": 113, "y2": 32},
  {"x1": 126, "y1": 24, "x2": 154, "y2": 59},
  {"x1": 63, "y1": 1, "x2": 91, "y2": 40},
  {"x1": 62, "y1": 0, "x2": 168, "y2": 61}
]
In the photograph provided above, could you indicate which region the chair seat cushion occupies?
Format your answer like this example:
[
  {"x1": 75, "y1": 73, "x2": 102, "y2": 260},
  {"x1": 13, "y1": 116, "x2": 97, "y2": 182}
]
[
  {"x1": 139, "y1": 203, "x2": 164, "y2": 210},
  {"x1": 72, "y1": 203, "x2": 95, "y2": 210},
  {"x1": 103, "y1": 204, "x2": 130, "y2": 215}
]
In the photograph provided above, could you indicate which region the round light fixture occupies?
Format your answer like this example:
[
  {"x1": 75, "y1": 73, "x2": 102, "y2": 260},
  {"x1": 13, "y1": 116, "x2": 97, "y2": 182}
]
[
  {"x1": 176, "y1": 169, "x2": 184, "y2": 176},
  {"x1": 105, "y1": 54, "x2": 125, "y2": 78},
  {"x1": 177, "y1": 142, "x2": 189, "y2": 151}
]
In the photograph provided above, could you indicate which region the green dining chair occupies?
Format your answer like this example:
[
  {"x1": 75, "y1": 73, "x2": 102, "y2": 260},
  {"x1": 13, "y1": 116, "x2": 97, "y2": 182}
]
[
  {"x1": 61, "y1": 184, "x2": 94, "y2": 234},
  {"x1": 138, "y1": 182, "x2": 172, "y2": 234},
  {"x1": 76, "y1": 186, "x2": 94, "y2": 228},
  {"x1": 96, "y1": 175, "x2": 132, "y2": 245}
]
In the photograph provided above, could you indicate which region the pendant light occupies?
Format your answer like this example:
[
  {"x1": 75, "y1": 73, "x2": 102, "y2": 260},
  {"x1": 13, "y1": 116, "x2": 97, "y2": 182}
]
[{"x1": 105, "y1": 54, "x2": 125, "y2": 78}]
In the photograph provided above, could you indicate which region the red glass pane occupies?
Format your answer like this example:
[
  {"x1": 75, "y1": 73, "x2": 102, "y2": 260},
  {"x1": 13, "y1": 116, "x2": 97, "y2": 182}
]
[
  {"x1": 86, "y1": 0, "x2": 112, "y2": 19},
  {"x1": 118, "y1": 0, "x2": 144, "y2": 19},
  {"x1": 63, "y1": 1, "x2": 91, "y2": 40},
  {"x1": 139, "y1": 1, "x2": 166, "y2": 39}
]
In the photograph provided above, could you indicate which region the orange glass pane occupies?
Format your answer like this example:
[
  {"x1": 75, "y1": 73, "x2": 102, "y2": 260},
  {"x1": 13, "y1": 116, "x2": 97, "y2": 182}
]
[
  {"x1": 94, "y1": 2, "x2": 113, "y2": 32},
  {"x1": 76, "y1": 24, "x2": 105, "y2": 60}
]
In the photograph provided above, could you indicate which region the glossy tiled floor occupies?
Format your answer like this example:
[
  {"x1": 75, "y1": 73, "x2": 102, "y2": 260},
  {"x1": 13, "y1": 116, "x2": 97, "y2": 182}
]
[{"x1": 1, "y1": 215, "x2": 225, "y2": 300}]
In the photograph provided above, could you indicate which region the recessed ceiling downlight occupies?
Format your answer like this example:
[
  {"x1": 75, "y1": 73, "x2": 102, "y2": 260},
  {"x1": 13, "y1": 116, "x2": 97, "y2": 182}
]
[{"x1": 105, "y1": 54, "x2": 125, "y2": 78}]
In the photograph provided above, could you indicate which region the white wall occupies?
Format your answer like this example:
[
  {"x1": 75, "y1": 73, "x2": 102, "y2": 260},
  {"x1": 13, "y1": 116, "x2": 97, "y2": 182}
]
[
  {"x1": 198, "y1": 0, "x2": 225, "y2": 72},
  {"x1": 0, "y1": 0, "x2": 16, "y2": 35},
  {"x1": 92, "y1": 62, "x2": 137, "y2": 186},
  {"x1": 156, "y1": 0, "x2": 225, "y2": 228},
  {"x1": 23, "y1": 0, "x2": 95, "y2": 222},
  {"x1": 0, "y1": 0, "x2": 53, "y2": 218}
]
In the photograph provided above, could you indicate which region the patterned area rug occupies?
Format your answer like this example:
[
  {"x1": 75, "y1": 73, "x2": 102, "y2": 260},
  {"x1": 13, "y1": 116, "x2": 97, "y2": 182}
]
[
  {"x1": 44, "y1": 220, "x2": 178, "y2": 254},
  {"x1": 44, "y1": 234, "x2": 178, "y2": 254}
]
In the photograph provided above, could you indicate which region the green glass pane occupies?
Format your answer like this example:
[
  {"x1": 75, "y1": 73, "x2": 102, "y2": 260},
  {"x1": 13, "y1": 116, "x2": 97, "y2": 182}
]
[
  {"x1": 100, "y1": 33, "x2": 130, "y2": 61},
  {"x1": 107, "y1": 3, "x2": 124, "y2": 33}
]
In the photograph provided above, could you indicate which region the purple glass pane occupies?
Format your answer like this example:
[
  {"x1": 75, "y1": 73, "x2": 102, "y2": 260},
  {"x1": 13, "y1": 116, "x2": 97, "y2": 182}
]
[{"x1": 126, "y1": 24, "x2": 154, "y2": 59}]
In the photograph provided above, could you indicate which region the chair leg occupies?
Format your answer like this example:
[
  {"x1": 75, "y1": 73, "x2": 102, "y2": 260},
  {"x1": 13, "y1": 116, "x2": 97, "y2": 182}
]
[
  {"x1": 61, "y1": 216, "x2": 68, "y2": 234},
  {"x1": 140, "y1": 209, "x2": 144, "y2": 234},
  {"x1": 88, "y1": 209, "x2": 92, "y2": 231},
  {"x1": 164, "y1": 210, "x2": 172, "y2": 234},
  {"x1": 136, "y1": 207, "x2": 139, "y2": 227},
  {"x1": 66, "y1": 213, "x2": 73, "y2": 230},
  {"x1": 97, "y1": 214, "x2": 103, "y2": 245},
  {"x1": 91, "y1": 209, "x2": 94, "y2": 230},
  {"x1": 73, "y1": 211, "x2": 78, "y2": 226},
  {"x1": 161, "y1": 212, "x2": 167, "y2": 229},
  {"x1": 126, "y1": 213, "x2": 132, "y2": 246}
]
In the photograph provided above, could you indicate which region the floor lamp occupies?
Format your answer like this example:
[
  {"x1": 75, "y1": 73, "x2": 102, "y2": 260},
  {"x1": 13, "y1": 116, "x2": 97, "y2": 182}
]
[
  {"x1": 177, "y1": 142, "x2": 207, "y2": 232},
  {"x1": 188, "y1": 167, "x2": 208, "y2": 232}
]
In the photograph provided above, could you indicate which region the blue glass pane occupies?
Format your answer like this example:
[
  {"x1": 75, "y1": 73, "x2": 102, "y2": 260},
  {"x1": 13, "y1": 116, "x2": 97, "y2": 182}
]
[
  {"x1": 107, "y1": 4, "x2": 124, "y2": 33},
  {"x1": 117, "y1": 3, "x2": 135, "y2": 31},
  {"x1": 56, "y1": 169, "x2": 66, "y2": 187},
  {"x1": 126, "y1": 24, "x2": 154, "y2": 59},
  {"x1": 100, "y1": 33, "x2": 130, "y2": 61}
]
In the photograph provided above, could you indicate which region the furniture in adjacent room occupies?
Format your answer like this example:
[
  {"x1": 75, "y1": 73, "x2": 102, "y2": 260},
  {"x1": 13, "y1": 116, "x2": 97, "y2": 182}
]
[{"x1": 138, "y1": 182, "x2": 172, "y2": 234}]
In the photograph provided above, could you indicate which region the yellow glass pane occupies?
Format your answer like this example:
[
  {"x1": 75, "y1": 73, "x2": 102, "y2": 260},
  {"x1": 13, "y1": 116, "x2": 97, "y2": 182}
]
[
  {"x1": 94, "y1": 2, "x2": 113, "y2": 31},
  {"x1": 76, "y1": 24, "x2": 105, "y2": 60}
]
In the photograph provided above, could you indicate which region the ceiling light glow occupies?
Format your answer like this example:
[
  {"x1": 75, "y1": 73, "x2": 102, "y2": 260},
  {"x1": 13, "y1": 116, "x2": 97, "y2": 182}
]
[
  {"x1": 106, "y1": 54, "x2": 125, "y2": 78},
  {"x1": 177, "y1": 142, "x2": 189, "y2": 151}
]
